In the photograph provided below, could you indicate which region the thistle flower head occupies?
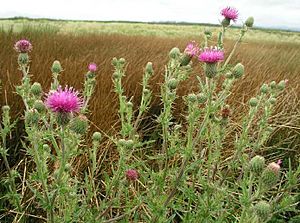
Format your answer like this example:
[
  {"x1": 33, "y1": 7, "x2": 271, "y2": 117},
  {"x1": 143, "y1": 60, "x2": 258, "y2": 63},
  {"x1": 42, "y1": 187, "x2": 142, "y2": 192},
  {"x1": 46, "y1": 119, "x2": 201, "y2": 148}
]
[
  {"x1": 14, "y1": 39, "x2": 32, "y2": 53},
  {"x1": 184, "y1": 41, "x2": 199, "y2": 57},
  {"x1": 221, "y1": 7, "x2": 239, "y2": 22},
  {"x1": 199, "y1": 47, "x2": 224, "y2": 64},
  {"x1": 88, "y1": 63, "x2": 97, "y2": 72},
  {"x1": 45, "y1": 86, "x2": 83, "y2": 113},
  {"x1": 125, "y1": 169, "x2": 139, "y2": 181},
  {"x1": 268, "y1": 161, "x2": 281, "y2": 174},
  {"x1": 221, "y1": 106, "x2": 231, "y2": 119}
]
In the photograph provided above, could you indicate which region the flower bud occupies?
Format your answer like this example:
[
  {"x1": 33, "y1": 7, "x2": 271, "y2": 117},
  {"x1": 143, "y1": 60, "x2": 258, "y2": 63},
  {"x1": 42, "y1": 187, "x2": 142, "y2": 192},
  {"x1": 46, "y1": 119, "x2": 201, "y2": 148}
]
[
  {"x1": 69, "y1": 115, "x2": 89, "y2": 135},
  {"x1": 112, "y1": 57, "x2": 118, "y2": 66},
  {"x1": 125, "y1": 139, "x2": 134, "y2": 148},
  {"x1": 143, "y1": 88, "x2": 150, "y2": 95},
  {"x1": 33, "y1": 100, "x2": 46, "y2": 113},
  {"x1": 232, "y1": 63, "x2": 244, "y2": 78},
  {"x1": 221, "y1": 18, "x2": 231, "y2": 27},
  {"x1": 43, "y1": 144, "x2": 51, "y2": 153},
  {"x1": 30, "y1": 82, "x2": 42, "y2": 97},
  {"x1": 269, "y1": 97, "x2": 276, "y2": 105},
  {"x1": 169, "y1": 47, "x2": 180, "y2": 59},
  {"x1": 277, "y1": 80, "x2": 286, "y2": 91},
  {"x1": 225, "y1": 72, "x2": 233, "y2": 79},
  {"x1": 145, "y1": 62, "x2": 154, "y2": 75},
  {"x1": 197, "y1": 93, "x2": 207, "y2": 104},
  {"x1": 113, "y1": 71, "x2": 121, "y2": 79},
  {"x1": 119, "y1": 58, "x2": 126, "y2": 65},
  {"x1": 125, "y1": 169, "x2": 139, "y2": 181},
  {"x1": 25, "y1": 109, "x2": 39, "y2": 125},
  {"x1": 187, "y1": 93, "x2": 197, "y2": 103},
  {"x1": 249, "y1": 97, "x2": 258, "y2": 107},
  {"x1": 126, "y1": 101, "x2": 133, "y2": 109},
  {"x1": 245, "y1": 16, "x2": 254, "y2": 27},
  {"x1": 270, "y1": 81, "x2": 276, "y2": 89},
  {"x1": 18, "y1": 53, "x2": 29, "y2": 66},
  {"x1": 2, "y1": 105, "x2": 10, "y2": 113},
  {"x1": 118, "y1": 138, "x2": 127, "y2": 147},
  {"x1": 180, "y1": 54, "x2": 192, "y2": 66},
  {"x1": 56, "y1": 112, "x2": 71, "y2": 126},
  {"x1": 51, "y1": 60, "x2": 62, "y2": 73},
  {"x1": 167, "y1": 78, "x2": 179, "y2": 90},
  {"x1": 204, "y1": 28, "x2": 212, "y2": 37},
  {"x1": 204, "y1": 63, "x2": 218, "y2": 78},
  {"x1": 261, "y1": 162, "x2": 280, "y2": 188},
  {"x1": 92, "y1": 132, "x2": 102, "y2": 141},
  {"x1": 65, "y1": 163, "x2": 72, "y2": 172},
  {"x1": 254, "y1": 201, "x2": 271, "y2": 221},
  {"x1": 260, "y1": 84, "x2": 269, "y2": 94},
  {"x1": 250, "y1": 155, "x2": 265, "y2": 174}
]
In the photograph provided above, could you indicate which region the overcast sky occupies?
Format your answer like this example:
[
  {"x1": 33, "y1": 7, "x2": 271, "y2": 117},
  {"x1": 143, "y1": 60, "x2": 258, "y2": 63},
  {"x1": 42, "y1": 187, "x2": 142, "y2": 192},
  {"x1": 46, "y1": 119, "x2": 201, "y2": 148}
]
[{"x1": 1, "y1": 0, "x2": 300, "y2": 30}]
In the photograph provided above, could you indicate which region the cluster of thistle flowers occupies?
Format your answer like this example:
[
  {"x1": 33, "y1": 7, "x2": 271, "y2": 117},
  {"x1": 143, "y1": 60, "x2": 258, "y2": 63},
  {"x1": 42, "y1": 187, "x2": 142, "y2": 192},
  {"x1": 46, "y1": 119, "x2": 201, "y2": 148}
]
[
  {"x1": 11, "y1": 39, "x2": 111, "y2": 222},
  {"x1": 181, "y1": 7, "x2": 254, "y2": 79},
  {"x1": 4, "y1": 7, "x2": 299, "y2": 222}
]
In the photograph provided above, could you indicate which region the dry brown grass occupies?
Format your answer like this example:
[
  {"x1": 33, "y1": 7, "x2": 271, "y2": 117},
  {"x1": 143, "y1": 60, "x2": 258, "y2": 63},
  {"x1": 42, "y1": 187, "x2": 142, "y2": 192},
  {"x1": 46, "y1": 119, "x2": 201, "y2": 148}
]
[{"x1": 0, "y1": 28, "x2": 299, "y2": 169}]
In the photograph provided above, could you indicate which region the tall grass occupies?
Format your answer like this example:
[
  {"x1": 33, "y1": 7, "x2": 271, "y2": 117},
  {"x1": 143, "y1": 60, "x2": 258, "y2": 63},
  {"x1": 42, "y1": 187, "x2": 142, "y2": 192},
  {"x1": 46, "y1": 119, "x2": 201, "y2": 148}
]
[{"x1": 1, "y1": 26, "x2": 299, "y2": 134}]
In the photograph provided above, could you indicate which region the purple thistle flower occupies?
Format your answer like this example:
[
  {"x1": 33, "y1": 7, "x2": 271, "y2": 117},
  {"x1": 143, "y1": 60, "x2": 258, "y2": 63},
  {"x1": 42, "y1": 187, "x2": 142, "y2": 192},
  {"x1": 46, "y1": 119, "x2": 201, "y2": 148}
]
[
  {"x1": 125, "y1": 169, "x2": 139, "y2": 181},
  {"x1": 199, "y1": 47, "x2": 224, "y2": 63},
  {"x1": 88, "y1": 63, "x2": 97, "y2": 72},
  {"x1": 184, "y1": 41, "x2": 199, "y2": 57},
  {"x1": 14, "y1": 39, "x2": 32, "y2": 53},
  {"x1": 45, "y1": 86, "x2": 83, "y2": 113},
  {"x1": 221, "y1": 7, "x2": 239, "y2": 22}
]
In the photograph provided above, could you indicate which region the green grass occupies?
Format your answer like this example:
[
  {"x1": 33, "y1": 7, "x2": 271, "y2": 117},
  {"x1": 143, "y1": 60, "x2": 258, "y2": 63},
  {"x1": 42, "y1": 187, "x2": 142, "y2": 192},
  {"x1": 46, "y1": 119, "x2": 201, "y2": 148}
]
[{"x1": 0, "y1": 18, "x2": 300, "y2": 43}]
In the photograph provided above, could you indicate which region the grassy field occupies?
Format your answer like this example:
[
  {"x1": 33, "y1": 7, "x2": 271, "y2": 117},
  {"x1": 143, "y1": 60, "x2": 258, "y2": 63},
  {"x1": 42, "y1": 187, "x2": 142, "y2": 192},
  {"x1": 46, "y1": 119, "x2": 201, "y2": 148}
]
[
  {"x1": 1, "y1": 18, "x2": 300, "y2": 43},
  {"x1": 1, "y1": 19, "x2": 299, "y2": 133}
]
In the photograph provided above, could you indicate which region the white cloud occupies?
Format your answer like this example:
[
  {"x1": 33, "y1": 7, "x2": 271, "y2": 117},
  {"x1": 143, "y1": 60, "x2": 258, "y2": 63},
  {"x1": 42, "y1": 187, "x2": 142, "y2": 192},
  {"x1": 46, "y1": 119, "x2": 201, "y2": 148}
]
[{"x1": 1, "y1": 0, "x2": 299, "y2": 30}]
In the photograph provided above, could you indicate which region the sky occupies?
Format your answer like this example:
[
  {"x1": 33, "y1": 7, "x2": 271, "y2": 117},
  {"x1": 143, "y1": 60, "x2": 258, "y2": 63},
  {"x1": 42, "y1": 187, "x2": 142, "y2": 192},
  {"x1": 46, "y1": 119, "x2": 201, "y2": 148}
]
[{"x1": 1, "y1": 0, "x2": 300, "y2": 30}]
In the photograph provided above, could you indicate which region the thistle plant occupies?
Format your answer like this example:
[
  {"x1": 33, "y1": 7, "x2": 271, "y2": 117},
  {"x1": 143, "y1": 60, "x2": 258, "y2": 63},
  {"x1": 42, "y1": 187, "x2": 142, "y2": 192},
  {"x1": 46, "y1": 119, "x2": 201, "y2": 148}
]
[{"x1": 1, "y1": 6, "x2": 299, "y2": 223}]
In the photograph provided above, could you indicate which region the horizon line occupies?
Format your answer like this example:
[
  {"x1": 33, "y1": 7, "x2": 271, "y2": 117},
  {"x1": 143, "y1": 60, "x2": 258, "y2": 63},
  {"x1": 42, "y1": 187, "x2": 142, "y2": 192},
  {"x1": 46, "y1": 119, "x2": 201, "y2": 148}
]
[{"x1": 1, "y1": 16, "x2": 299, "y2": 33}]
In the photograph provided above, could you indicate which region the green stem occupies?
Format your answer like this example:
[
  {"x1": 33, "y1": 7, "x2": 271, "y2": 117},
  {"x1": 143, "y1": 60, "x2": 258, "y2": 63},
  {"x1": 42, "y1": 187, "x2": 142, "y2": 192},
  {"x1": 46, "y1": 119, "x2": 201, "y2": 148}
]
[{"x1": 222, "y1": 28, "x2": 246, "y2": 69}]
